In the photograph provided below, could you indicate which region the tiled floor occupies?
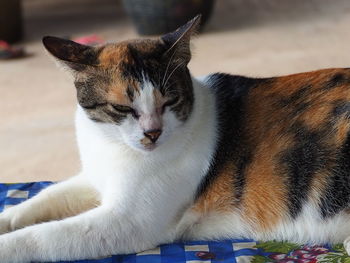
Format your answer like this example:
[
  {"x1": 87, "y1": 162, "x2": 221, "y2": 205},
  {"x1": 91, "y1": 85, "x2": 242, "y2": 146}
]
[{"x1": 1, "y1": 0, "x2": 350, "y2": 182}]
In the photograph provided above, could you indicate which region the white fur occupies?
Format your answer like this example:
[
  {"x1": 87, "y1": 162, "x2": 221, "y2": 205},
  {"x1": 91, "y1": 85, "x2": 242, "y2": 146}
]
[
  {"x1": 178, "y1": 203, "x2": 350, "y2": 245},
  {"x1": 270, "y1": 204, "x2": 350, "y2": 244},
  {"x1": 134, "y1": 75, "x2": 156, "y2": 114}
]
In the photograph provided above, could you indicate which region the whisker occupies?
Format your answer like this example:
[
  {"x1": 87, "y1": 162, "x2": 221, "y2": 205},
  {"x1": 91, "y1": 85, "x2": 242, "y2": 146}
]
[
  {"x1": 157, "y1": 71, "x2": 161, "y2": 88},
  {"x1": 163, "y1": 62, "x2": 185, "y2": 90},
  {"x1": 161, "y1": 49, "x2": 178, "y2": 86},
  {"x1": 164, "y1": 80, "x2": 182, "y2": 93}
]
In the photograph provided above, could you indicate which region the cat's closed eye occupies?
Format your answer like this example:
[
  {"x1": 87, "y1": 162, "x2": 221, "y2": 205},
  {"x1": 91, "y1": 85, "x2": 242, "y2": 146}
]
[
  {"x1": 162, "y1": 97, "x2": 179, "y2": 113},
  {"x1": 111, "y1": 104, "x2": 140, "y2": 119}
]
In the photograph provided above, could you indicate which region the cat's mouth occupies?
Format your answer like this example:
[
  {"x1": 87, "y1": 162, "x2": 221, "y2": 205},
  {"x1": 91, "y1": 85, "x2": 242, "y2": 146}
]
[
  {"x1": 143, "y1": 143, "x2": 157, "y2": 151},
  {"x1": 140, "y1": 137, "x2": 159, "y2": 151}
]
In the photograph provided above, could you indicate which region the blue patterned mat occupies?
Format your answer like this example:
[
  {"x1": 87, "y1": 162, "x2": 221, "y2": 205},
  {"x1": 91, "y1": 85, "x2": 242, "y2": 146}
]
[{"x1": 0, "y1": 182, "x2": 349, "y2": 263}]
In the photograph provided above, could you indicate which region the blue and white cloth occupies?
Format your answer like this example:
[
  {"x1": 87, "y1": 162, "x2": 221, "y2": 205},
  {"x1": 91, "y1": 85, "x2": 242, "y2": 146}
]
[{"x1": 1, "y1": 182, "x2": 344, "y2": 263}]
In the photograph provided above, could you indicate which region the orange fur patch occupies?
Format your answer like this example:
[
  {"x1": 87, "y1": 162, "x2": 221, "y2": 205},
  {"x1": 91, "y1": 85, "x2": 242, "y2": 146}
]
[
  {"x1": 193, "y1": 163, "x2": 236, "y2": 214},
  {"x1": 98, "y1": 39, "x2": 163, "y2": 67},
  {"x1": 335, "y1": 120, "x2": 350, "y2": 147},
  {"x1": 98, "y1": 42, "x2": 133, "y2": 67},
  {"x1": 107, "y1": 76, "x2": 140, "y2": 106}
]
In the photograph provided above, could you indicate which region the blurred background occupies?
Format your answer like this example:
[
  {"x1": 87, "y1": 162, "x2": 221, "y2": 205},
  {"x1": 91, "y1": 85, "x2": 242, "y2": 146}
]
[{"x1": 1, "y1": 0, "x2": 350, "y2": 183}]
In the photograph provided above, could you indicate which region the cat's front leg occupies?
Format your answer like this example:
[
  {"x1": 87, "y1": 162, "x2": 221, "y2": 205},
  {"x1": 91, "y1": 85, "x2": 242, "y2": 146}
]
[
  {"x1": 0, "y1": 175, "x2": 99, "y2": 234},
  {"x1": 343, "y1": 237, "x2": 350, "y2": 255},
  {"x1": 0, "y1": 204, "x2": 167, "y2": 263}
]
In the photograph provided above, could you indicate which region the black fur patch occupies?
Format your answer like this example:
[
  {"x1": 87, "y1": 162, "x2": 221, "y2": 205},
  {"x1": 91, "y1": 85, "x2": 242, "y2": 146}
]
[
  {"x1": 126, "y1": 86, "x2": 135, "y2": 102},
  {"x1": 319, "y1": 132, "x2": 350, "y2": 218},
  {"x1": 280, "y1": 86, "x2": 310, "y2": 106},
  {"x1": 278, "y1": 85, "x2": 312, "y2": 118},
  {"x1": 333, "y1": 100, "x2": 350, "y2": 118},
  {"x1": 123, "y1": 42, "x2": 167, "y2": 85},
  {"x1": 280, "y1": 123, "x2": 332, "y2": 218},
  {"x1": 168, "y1": 67, "x2": 194, "y2": 121},
  {"x1": 42, "y1": 36, "x2": 100, "y2": 71},
  {"x1": 323, "y1": 73, "x2": 347, "y2": 90},
  {"x1": 195, "y1": 74, "x2": 269, "y2": 202}
]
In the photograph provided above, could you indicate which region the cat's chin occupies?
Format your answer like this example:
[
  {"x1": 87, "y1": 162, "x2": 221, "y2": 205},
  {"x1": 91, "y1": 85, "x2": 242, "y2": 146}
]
[
  {"x1": 129, "y1": 143, "x2": 159, "y2": 154},
  {"x1": 143, "y1": 144, "x2": 157, "y2": 152}
]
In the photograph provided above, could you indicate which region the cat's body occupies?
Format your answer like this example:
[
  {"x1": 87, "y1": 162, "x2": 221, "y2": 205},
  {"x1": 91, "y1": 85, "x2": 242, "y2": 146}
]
[
  {"x1": 2, "y1": 16, "x2": 350, "y2": 262},
  {"x1": 191, "y1": 71, "x2": 350, "y2": 244}
]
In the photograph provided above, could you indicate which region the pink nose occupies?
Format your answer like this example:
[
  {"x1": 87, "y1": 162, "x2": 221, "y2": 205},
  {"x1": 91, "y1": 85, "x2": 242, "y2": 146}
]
[{"x1": 144, "y1": 129, "x2": 162, "y2": 143}]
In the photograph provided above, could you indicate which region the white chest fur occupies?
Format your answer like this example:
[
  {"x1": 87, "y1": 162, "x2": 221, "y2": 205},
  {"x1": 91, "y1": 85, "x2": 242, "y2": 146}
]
[{"x1": 75, "y1": 77, "x2": 218, "y2": 235}]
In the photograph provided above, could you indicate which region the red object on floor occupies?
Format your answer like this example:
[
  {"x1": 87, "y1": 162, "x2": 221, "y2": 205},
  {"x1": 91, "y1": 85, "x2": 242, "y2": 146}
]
[
  {"x1": 0, "y1": 39, "x2": 26, "y2": 59},
  {"x1": 73, "y1": 35, "x2": 105, "y2": 46}
]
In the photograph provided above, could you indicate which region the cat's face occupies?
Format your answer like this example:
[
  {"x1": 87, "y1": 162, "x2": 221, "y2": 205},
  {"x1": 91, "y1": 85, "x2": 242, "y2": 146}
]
[
  {"x1": 43, "y1": 16, "x2": 200, "y2": 153},
  {"x1": 74, "y1": 40, "x2": 194, "y2": 152}
]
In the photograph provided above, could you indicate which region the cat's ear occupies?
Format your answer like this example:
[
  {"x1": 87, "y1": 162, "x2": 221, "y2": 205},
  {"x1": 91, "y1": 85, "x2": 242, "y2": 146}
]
[
  {"x1": 161, "y1": 15, "x2": 201, "y2": 65},
  {"x1": 42, "y1": 36, "x2": 100, "y2": 72}
]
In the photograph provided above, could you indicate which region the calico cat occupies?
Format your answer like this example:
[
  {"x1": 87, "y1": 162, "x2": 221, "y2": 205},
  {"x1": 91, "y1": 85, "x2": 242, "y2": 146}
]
[{"x1": 1, "y1": 15, "x2": 350, "y2": 262}]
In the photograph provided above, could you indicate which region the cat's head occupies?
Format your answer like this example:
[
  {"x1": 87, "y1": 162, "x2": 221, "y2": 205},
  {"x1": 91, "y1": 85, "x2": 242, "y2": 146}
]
[{"x1": 43, "y1": 16, "x2": 200, "y2": 153}]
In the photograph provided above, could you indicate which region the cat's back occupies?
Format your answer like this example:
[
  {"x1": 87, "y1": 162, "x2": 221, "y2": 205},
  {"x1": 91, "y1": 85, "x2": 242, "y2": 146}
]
[
  {"x1": 204, "y1": 68, "x2": 350, "y2": 186},
  {"x1": 206, "y1": 68, "x2": 350, "y2": 115}
]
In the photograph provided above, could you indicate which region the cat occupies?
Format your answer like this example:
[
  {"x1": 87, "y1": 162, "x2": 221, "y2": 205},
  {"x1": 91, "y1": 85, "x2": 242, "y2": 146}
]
[{"x1": 1, "y1": 15, "x2": 350, "y2": 262}]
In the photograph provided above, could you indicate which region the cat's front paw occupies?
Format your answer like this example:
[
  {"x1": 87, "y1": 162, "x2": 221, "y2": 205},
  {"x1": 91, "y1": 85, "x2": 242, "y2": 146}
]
[
  {"x1": 0, "y1": 213, "x2": 12, "y2": 234},
  {"x1": 0, "y1": 207, "x2": 36, "y2": 234}
]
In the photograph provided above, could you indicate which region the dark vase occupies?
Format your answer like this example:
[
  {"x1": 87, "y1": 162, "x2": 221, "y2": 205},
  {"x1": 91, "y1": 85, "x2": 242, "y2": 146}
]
[
  {"x1": 0, "y1": 0, "x2": 22, "y2": 43},
  {"x1": 122, "y1": 0, "x2": 215, "y2": 35}
]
